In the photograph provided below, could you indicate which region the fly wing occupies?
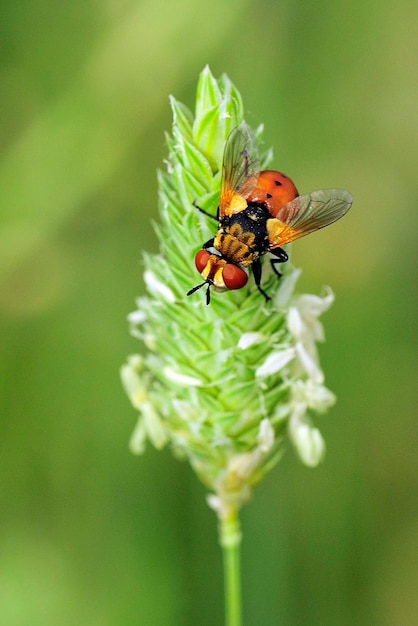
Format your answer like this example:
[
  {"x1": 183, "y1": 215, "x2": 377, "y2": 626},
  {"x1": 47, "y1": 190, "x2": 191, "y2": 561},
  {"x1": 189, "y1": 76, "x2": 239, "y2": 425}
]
[
  {"x1": 219, "y1": 122, "x2": 260, "y2": 218},
  {"x1": 267, "y1": 189, "x2": 353, "y2": 248}
]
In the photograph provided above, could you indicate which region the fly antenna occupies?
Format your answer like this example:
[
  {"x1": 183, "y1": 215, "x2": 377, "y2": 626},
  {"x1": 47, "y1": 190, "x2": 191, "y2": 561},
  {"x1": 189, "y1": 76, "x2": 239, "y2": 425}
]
[
  {"x1": 187, "y1": 282, "x2": 207, "y2": 297},
  {"x1": 186, "y1": 281, "x2": 212, "y2": 305}
]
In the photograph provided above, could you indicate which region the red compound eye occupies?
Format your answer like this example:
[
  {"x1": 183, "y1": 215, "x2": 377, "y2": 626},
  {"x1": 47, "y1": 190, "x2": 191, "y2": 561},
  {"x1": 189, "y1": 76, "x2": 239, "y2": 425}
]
[
  {"x1": 195, "y1": 250, "x2": 210, "y2": 273},
  {"x1": 222, "y1": 264, "x2": 248, "y2": 290}
]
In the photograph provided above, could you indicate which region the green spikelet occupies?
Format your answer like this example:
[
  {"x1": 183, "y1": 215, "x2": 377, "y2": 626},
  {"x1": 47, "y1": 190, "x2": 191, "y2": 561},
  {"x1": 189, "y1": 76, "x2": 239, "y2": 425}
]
[{"x1": 121, "y1": 66, "x2": 336, "y2": 520}]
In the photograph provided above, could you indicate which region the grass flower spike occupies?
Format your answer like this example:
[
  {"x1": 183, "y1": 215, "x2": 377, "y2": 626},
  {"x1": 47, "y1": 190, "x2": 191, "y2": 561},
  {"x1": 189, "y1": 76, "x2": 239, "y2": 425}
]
[{"x1": 121, "y1": 66, "x2": 349, "y2": 625}]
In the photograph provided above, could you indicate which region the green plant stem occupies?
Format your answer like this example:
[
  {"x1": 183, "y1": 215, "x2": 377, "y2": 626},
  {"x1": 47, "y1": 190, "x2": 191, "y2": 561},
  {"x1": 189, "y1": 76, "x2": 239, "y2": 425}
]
[{"x1": 220, "y1": 509, "x2": 243, "y2": 626}]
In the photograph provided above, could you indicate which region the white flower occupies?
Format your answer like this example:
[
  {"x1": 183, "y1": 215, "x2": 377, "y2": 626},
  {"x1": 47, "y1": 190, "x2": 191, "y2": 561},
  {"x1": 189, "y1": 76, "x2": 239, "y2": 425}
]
[
  {"x1": 141, "y1": 401, "x2": 168, "y2": 450},
  {"x1": 129, "y1": 417, "x2": 147, "y2": 455},
  {"x1": 274, "y1": 267, "x2": 302, "y2": 307},
  {"x1": 289, "y1": 289, "x2": 334, "y2": 343},
  {"x1": 220, "y1": 419, "x2": 276, "y2": 492},
  {"x1": 287, "y1": 287, "x2": 334, "y2": 384},
  {"x1": 297, "y1": 289, "x2": 334, "y2": 321},
  {"x1": 227, "y1": 449, "x2": 264, "y2": 482},
  {"x1": 207, "y1": 494, "x2": 223, "y2": 515},
  {"x1": 144, "y1": 270, "x2": 176, "y2": 303},
  {"x1": 172, "y1": 399, "x2": 201, "y2": 422},
  {"x1": 257, "y1": 418, "x2": 275, "y2": 453},
  {"x1": 163, "y1": 367, "x2": 203, "y2": 387},
  {"x1": 120, "y1": 355, "x2": 148, "y2": 409},
  {"x1": 295, "y1": 341, "x2": 324, "y2": 384},
  {"x1": 127, "y1": 309, "x2": 146, "y2": 325},
  {"x1": 292, "y1": 422, "x2": 326, "y2": 467},
  {"x1": 292, "y1": 379, "x2": 336, "y2": 412},
  {"x1": 256, "y1": 348, "x2": 296, "y2": 378},
  {"x1": 238, "y1": 332, "x2": 266, "y2": 350},
  {"x1": 287, "y1": 305, "x2": 304, "y2": 338},
  {"x1": 288, "y1": 403, "x2": 326, "y2": 467}
]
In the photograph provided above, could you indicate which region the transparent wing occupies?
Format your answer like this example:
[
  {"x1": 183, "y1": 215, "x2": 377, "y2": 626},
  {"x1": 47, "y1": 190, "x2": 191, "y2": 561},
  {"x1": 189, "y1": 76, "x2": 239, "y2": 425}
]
[
  {"x1": 219, "y1": 122, "x2": 260, "y2": 217},
  {"x1": 267, "y1": 189, "x2": 353, "y2": 248}
]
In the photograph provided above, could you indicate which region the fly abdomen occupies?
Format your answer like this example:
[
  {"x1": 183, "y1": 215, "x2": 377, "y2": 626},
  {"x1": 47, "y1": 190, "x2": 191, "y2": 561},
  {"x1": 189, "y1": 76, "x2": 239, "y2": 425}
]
[{"x1": 214, "y1": 230, "x2": 255, "y2": 266}]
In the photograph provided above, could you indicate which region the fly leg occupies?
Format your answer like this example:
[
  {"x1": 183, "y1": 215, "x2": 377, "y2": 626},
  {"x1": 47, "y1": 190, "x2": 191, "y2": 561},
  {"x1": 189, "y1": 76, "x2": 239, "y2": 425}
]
[
  {"x1": 192, "y1": 200, "x2": 219, "y2": 221},
  {"x1": 252, "y1": 258, "x2": 271, "y2": 302},
  {"x1": 252, "y1": 248, "x2": 288, "y2": 301},
  {"x1": 202, "y1": 238, "x2": 215, "y2": 249},
  {"x1": 270, "y1": 247, "x2": 288, "y2": 279}
]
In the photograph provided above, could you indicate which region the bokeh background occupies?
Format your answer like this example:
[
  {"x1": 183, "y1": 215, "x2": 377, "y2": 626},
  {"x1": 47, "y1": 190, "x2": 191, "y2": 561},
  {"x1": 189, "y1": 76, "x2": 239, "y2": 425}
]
[{"x1": 1, "y1": 1, "x2": 416, "y2": 624}]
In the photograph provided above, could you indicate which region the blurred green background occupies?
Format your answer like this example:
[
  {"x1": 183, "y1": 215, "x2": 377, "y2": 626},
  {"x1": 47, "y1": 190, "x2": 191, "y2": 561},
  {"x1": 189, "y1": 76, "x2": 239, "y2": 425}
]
[{"x1": 1, "y1": 1, "x2": 416, "y2": 624}]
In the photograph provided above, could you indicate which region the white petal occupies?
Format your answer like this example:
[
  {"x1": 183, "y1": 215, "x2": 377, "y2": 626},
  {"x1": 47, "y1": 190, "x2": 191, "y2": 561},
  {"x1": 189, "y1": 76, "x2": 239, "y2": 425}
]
[
  {"x1": 206, "y1": 494, "x2": 222, "y2": 514},
  {"x1": 293, "y1": 380, "x2": 336, "y2": 412},
  {"x1": 238, "y1": 332, "x2": 266, "y2": 350},
  {"x1": 144, "y1": 270, "x2": 176, "y2": 303},
  {"x1": 120, "y1": 357, "x2": 147, "y2": 409},
  {"x1": 143, "y1": 333, "x2": 157, "y2": 350},
  {"x1": 289, "y1": 401, "x2": 307, "y2": 427},
  {"x1": 129, "y1": 417, "x2": 147, "y2": 455},
  {"x1": 287, "y1": 306, "x2": 304, "y2": 340},
  {"x1": 257, "y1": 418, "x2": 275, "y2": 452},
  {"x1": 256, "y1": 348, "x2": 295, "y2": 378},
  {"x1": 275, "y1": 267, "x2": 302, "y2": 307},
  {"x1": 163, "y1": 366, "x2": 203, "y2": 387},
  {"x1": 272, "y1": 404, "x2": 291, "y2": 424},
  {"x1": 142, "y1": 402, "x2": 168, "y2": 449},
  {"x1": 292, "y1": 422, "x2": 326, "y2": 467},
  {"x1": 227, "y1": 449, "x2": 263, "y2": 481},
  {"x1": 172, "y1": 399, "x2": 199, "y2": 421},
  {"x1": 297, "y1": 288, "x2": 334, "y2": 319},
  {"x1": 295, "y1": 342, "x2": 324, "y2": 384},
  {"x1": 309, "y1": 318, "x2": 326, "y2": 342},
  {"x1": 127, "y1": 309, "x2": 146, "y2": 325}
]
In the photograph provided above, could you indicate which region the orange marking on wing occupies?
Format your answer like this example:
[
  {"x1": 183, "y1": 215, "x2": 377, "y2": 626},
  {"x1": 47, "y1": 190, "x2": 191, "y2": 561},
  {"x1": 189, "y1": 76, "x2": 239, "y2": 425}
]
[
  {"x1": 267, "y1": 190, "x2": 353, "y2": 248},
  {"x1": 219, "y1": 123, "x2": 260, "y2": 218}
]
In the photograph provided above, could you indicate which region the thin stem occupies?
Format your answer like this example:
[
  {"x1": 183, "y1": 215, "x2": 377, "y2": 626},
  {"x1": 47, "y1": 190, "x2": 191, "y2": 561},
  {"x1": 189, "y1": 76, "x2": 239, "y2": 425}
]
[{"x1": 220, "y1": 509, "x2": 243, "y2": 626}]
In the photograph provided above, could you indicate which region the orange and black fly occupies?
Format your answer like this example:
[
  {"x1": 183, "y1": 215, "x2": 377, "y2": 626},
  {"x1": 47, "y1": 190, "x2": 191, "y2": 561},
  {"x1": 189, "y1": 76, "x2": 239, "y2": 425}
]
[{"x1": 187, "y1": 122, "x2": 352, "y2": 304}]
